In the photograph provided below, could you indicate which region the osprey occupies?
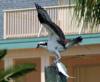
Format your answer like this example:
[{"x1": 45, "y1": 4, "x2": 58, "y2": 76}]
[{"x1": 35, "y1": 3, "x2": 82, "y2": 62}]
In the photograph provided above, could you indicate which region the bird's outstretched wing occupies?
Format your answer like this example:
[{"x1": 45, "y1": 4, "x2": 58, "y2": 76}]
[{"x1": 35, "y1": 3, "x2": 66, "y2": 40}]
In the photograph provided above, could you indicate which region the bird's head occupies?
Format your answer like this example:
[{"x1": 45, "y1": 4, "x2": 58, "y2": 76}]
[{"x1": 35, "y1": 3, "x2": 44, "y2": 11}]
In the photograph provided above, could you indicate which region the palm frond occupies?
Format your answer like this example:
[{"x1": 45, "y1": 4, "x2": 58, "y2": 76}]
[
  {"x1": 74, "y1": 0, "x2": 100, "y2": 28},
  {"x1": 0, "y1": 63, "x2": 36, "y2": 82}
]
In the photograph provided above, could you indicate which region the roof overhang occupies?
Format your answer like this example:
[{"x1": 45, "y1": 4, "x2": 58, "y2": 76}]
[{"x1": 0, "y1": 33, "x2": 100, "y2": 50}]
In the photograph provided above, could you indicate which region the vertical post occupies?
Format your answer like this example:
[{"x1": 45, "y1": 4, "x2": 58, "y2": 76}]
[
  {"x1": 41, "y1": 55, "x2": 50, "y2": 82},
  {"x1": 4, "y1": 58, "x2": 14, "y2": 82},
  {"x1": 58, "y1": 0, "x2": 64, "y2": 5},
  {"x1": 79, "y1": 20, "x2": 83, "y2": 34},
  {"x1": 3, "y1": 11, "x2": 7, "y2": 39},
  {"x1": 9, "y1": 78, "x2": 15, "y2": 82},
  {"x1": 4, "y1": 57, "x2": 13, "y2": 70}
]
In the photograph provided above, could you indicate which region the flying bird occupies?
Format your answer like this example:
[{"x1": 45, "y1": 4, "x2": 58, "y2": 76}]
[{"x1": 35, "y1": 3, "x2": 82, "y2": 62}]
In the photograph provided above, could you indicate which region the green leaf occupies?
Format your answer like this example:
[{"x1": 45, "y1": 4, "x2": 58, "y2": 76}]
[
  {"x1": 0, "y1": 63, "x2": 36, "y2": 82},
  {"x1": 0, "y1": 50, "x2": 7, "y2": 60},
  {"x1": 73, "y1": 0, "x2": 100, "y2": 28}
]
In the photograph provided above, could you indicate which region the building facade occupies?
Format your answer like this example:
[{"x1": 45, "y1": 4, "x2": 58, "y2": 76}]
[{"x1": 0, "y1": 0, "x2": 60, "y2": 38}]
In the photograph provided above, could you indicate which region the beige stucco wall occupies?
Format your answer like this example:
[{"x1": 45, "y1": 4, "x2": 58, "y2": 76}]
[
  {"x1": 2, "y1": 44, "x2": 100, "y2": 82},
  {"x1": 5, "y1": 44, "x2": 100, "y2": 59},
  {"x1": 62, "y1": 44, "x2": 100, "y2": 56}
]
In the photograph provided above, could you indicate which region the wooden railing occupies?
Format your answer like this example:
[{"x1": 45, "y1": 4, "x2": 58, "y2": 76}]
[{"x1": 3, "y1": 5, "x2": 100, "y2": 39}]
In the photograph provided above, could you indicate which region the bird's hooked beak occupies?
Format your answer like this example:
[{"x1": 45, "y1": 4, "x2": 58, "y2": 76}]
[
  {"x1": 35, "y1": 3, "x2": 42, "y2": 10},
  {"x1": 35, "y1": 3, "x2": 46, "y2": 15}
]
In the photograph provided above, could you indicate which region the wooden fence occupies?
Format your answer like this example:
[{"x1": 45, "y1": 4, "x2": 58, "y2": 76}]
[{"x1": 3, "y1": 5, "x2": 100, "y2": 38}]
